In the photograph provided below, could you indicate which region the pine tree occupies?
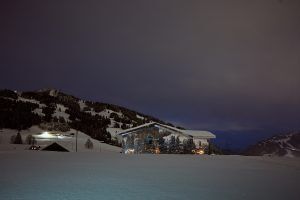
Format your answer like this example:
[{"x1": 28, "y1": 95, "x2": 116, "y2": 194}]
[
  {"x1": 183, "y1": 138, "x2": 195, "y2": 154},
  {"x1": 169, "y1": 135, "x2": 176, "y2": 153},
  {"x1": 114, "y1": 122, "x2": 120, "y2": 128},
  {"x1": 208, "y1": 141, "x2": 212, "y2": 155},
  {"x1": 53, "y1": 116, "x2": 59, "y2": 123},
  {"x1": 14, "y1": 132, "x2": 23, "y2": 144},
  {"x1": 25, "y1": 134, "x2": 36, "y2": 145},
  {"x1": 59, "y1": 116, "x2": 66, "y2": 123},
  {"x1": 85, "y1": 138, "x2": 94, "y2": 149},
  {"x1": 158, "y1": 135, "x2": 166, "y2": 153},
  {"x1": 121, "y1": 123, "x2": 128, "y2": 130},
  {"x1": 175, "y1": 136, "x2": 180, "y2": 153}
]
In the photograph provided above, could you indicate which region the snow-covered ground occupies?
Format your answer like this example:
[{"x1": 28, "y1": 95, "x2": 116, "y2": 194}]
[
  {"x1": 17, "y1": 96, "x2": 46, "y2": 107},
  {"x1": 52, "y1": 104, "x2": 71, "y2": 122},
  {"x1": 106, "y1": 127, "x2": 123, "y2": 137},
  {"x1": 0, "y1": 126, "x2": 121, "y2": 153},
  {"x1": 0, "y1": 152, "x2": 299, "y2": 200}
]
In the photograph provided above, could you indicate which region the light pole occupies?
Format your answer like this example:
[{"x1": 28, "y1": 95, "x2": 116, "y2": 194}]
[
  {"x1": 75, "y1": 130, "x2": 78, "y2": 152},
  {"x1": 99, "y1": 141, "x2": 104, "y2": 152},
  {"x1": 0, "y1": 129, "x2": 3, "y2": 144}
]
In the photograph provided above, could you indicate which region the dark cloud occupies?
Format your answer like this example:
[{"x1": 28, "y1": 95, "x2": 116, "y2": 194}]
[{"x1": 1, "y1": 0, "x2": 300, "y2": 134}]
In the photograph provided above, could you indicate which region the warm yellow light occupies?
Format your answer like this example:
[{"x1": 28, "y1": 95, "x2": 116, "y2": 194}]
[
  {"x1": 194, "y1": 149, "x2": 205, "y2": 155},
  {"x1": 154, "y1": 148, "x2": 160, "y2": 154},
  {"x1": 199, "y1": 150, "x2": 205, "y2": 155}
]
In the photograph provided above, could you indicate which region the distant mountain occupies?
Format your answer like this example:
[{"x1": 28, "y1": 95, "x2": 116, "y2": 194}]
[
  {"x1": 244, "y1": 131, "x2": 300, "y2": 157},
  {"x1": 0, "y1": 89, "x2": 173, "y2": 145}
]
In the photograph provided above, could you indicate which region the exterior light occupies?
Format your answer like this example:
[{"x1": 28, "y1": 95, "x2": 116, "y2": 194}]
[
  {"x1": 192, "y1": 149, "x2": 205, "y2": 155},
  {"x1": 154, "y1": 148, "x2": 160, "y2": 154},
  {"x1": 35, "y1": 131, "x2": 56, "y2": 139},
  {"x1": 198, "y1": 150, "x2": 205, "y2": 155},
  {"x1": 125, "y1": 149, "x2": 135, "y2": 154}
]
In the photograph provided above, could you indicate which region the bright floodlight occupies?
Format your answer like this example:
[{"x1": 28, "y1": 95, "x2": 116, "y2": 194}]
[{"x1": 35, "y1": 131, "x2": 56, "y2": 139}]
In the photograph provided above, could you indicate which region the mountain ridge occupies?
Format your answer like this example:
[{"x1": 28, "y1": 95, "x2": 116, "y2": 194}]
[{"x1": 244, "y1": 131, "x2": 300, "y2": 157}]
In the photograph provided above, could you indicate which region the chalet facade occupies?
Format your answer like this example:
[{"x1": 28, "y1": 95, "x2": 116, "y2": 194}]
[{"x1": 117, "y1": 122, "x2": 216, "y2": 154}]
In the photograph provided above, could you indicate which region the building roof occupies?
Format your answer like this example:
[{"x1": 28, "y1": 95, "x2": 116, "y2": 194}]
[
  {"x1": 117, "y1": 122, "x2": 215, "y2": 139},
  {"x1": 42, "y1": 142, "x2": 69, "y2": 152},
  {"x1": 181, "y1": 130, "x2": 216, "y2": 139}
]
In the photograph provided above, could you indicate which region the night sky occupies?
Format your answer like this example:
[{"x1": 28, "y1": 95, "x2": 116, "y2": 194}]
[{"x1": 1, "y1": 0, "x2": 300, "y2": 149}]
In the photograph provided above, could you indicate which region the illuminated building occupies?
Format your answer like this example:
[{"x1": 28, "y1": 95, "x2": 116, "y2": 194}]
[{"x1": 117, "y1": 122, "x2": 215, "y2": 154}]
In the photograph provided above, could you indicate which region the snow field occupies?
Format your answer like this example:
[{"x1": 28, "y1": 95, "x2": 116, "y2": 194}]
[{"x1": 0, "y1": 152, "x2": 299, "y2": 200}]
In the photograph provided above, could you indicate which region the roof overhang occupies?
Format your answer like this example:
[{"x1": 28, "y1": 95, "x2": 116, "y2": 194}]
[{"x1": 117, "y1": 122, "x2": 215, "y2": 139}]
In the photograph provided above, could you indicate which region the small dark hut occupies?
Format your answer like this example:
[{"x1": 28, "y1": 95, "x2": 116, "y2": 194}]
[{"x1": 42, "y1": 142, "x2": 69, "y2": 152}]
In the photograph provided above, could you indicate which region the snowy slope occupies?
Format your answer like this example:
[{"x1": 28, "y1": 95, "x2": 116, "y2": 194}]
[
  {"x1": 244, "y1": 131, "x2": 300, "y2": 157},
  {"x1": 52, "y1": 104, "x2": 71, "y2": 122},
  {"x1": 0, "y1": 126, "x2": 121, "y2": 152},
  {"x1": 0, "y1": 89, "x2": 170, "y2": 146}
]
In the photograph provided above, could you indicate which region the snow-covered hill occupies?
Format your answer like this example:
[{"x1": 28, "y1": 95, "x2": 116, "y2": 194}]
[
  {"x1": 0, "y1": 88, "x2": 172, "y2": 148},
  {"x1": 244, "y1": 132, "x2": 300, "y2": 157},
  {"x1": 0, "y1": 126, "x2": 121, "y2": 152}
]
